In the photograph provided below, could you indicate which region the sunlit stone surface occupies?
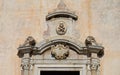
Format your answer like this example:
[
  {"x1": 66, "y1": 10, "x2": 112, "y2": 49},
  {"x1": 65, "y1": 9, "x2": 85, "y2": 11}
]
[{"x1": 0, "y1": 0, "x2": 120, "y2": 75}]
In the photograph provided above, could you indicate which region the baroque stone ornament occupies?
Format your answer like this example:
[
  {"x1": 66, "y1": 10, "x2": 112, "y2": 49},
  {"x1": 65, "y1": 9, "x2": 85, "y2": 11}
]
[
  {"x1": 17, "y1": 1, "x2": 105, "y2": 75},
  {"x1": 90, "y1": 64, "x2": 99, "y2": 71},
  {"x1": 85, "y1": 36, "x2": 104, "y2": 58},
  {"x1": 20, "y1": 36, "x2": 36, "y2": 47},
  {"x1": 21, "y1": 64, "x2": 30, "y2": 70},
  {"x1": 51, "y1": 44, "x2": 69, "y2": 60},
  {"x1": 56, "y1": 21, "x2": 67, "y2": 35},
  {"x1": 85, "y1": 36, "x2": 98, "y2": 47}
]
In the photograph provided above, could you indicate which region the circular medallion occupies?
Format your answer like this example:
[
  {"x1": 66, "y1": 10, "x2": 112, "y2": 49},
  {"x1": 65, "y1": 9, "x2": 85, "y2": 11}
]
[{"x1": 56, "y1": 21, "x2": 67, "y2": 35}]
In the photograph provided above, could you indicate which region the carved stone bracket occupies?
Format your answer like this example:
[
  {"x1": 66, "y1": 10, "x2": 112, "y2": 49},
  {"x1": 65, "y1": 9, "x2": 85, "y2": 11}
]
[
  {"x1": 85, "y1": 36, "x2": 104, "y2": 58},
  {"x1": 17, "y1": 36, "x2": 36, "y2": 58}
]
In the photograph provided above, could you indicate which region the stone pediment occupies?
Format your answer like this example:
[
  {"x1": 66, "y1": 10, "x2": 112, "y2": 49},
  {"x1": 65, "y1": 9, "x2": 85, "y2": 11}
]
[
  {"x1": 18, "y1": 36, "x2": 104, "y2": 59},
  {"x1": 17, "y1": 0, "x2": 104, "y2": 59},
  {"x1": 46, "y1": 0, "x2": 78, "y2": 21}
]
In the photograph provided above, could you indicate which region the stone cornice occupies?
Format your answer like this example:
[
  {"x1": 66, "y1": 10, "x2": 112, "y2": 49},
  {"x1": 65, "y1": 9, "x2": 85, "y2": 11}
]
[{"x1": 17, "y1": 38, "x2": 104, "y2": 58}]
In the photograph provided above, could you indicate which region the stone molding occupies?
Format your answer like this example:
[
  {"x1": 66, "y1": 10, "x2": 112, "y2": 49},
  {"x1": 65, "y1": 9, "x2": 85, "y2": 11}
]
[{"x1": 17, "y1": 37, "x2": 104, "y2": 58}]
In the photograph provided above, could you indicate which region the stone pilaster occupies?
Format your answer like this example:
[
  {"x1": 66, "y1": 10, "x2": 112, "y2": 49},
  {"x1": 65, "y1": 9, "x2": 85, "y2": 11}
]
[
  {"x1": 21, "y1": 53, "x2": 31, "y2": 75},
  {"x1": 90, "y1": 63, "x2": 99, "y2": 75},
  {"x1": 90, "y1": 56, "x2": 100, "y2": 75}
]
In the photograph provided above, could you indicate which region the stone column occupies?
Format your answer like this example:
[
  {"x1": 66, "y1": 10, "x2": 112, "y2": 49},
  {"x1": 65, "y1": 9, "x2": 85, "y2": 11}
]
[{"x1": 22, "y1": 53, "x2": 30, "y2": 75}]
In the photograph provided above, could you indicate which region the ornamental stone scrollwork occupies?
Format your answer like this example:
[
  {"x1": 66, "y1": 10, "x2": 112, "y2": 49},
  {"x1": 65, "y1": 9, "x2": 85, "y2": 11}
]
[
  {"x1": 85, "y1": 36, "x2": 104, "y2": 58},
  {"x1": 21, "y1": 63, "x2": 33, "y2": 70},
  {"x1": 90, "y1": 64, "x2": 100, "y2": 71},
  {"x1": 51, "y1": 44, "x2": 69, "y2": 60},
  {"x1": 20, "y1": 36, "x2": 36, "y2": 47},
  {"x1": 56, "y1": 21, "x2": 67, "y2": 35},
  {"x1": 87, "y1": 58, "x2": 100, "y2": 71},
  {"x1": 17, "y1": 36, "x2": 36, "y2": 58},
  {"x1": 17, "y1": 1, "x2": 105, "y2": 75},
  {"x1": 21, "y1": 64, "x2": 30, "y2": 70},
  {"x1": 85, "y1": 36, "x2": 98, "y2": 47}
]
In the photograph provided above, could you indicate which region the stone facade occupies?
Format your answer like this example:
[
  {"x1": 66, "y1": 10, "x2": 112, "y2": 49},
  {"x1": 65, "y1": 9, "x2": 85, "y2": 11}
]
[
  {"x1": 17, "y1": 1, "x2": 104, "y2": 75},
  {"x1": 0, "y1": 0, "x2": 120, "y2": 75}
]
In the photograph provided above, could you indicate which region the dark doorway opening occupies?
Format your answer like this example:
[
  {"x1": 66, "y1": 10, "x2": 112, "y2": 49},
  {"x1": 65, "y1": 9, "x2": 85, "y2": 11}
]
[{"x1": 40, "y1": 71, "x2": 80, "y2": 75}]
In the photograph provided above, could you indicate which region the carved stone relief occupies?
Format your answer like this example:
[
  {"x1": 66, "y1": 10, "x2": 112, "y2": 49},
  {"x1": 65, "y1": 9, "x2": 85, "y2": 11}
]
[
  {"x1": 21, "y1": 64, "x2": 30, "y2": 70},
  {"x1": 51, "y1": 44, "x2": 69, "y2": 60},
  {"x1": 56, "y1": 21, "x2": 67, "y2": 35},
  {"x1": 90, "y1": 64, "x2": 99, "y2": 71},
  {"x1": 85, "y1": 36, "x2": 98, "y2": 47},
  {"x1": 17, "y1": 1, "x2": 105, "y2": 75},
  {"x1": 20, "y1": 36, "x2": 36, "y2": 47}
]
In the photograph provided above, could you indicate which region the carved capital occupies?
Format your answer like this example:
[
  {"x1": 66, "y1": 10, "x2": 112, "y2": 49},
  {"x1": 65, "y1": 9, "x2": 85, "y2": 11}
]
[
  {"x1": 90, "y1": 64, "x2": 99, "y2": 71},
  {"x1": 21, "y1": 64, "x2": 30, "y2": 70}
]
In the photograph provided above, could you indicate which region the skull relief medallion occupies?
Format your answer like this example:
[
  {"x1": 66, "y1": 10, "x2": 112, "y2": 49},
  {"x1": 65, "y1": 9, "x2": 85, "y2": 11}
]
[{"x1": 56, "y1": 21, "x2": 67, "y2": 35}]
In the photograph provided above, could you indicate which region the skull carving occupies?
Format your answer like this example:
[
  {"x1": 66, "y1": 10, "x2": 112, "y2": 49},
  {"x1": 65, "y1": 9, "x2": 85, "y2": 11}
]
[{"x1": 56, "y1": 21, "x2": 67, "y2": 35}]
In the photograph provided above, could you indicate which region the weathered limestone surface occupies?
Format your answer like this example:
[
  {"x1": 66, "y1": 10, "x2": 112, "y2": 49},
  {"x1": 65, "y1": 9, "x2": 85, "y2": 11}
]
[{"x1": 0, "y1": 0, "x2": 120, "y2": 75}]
